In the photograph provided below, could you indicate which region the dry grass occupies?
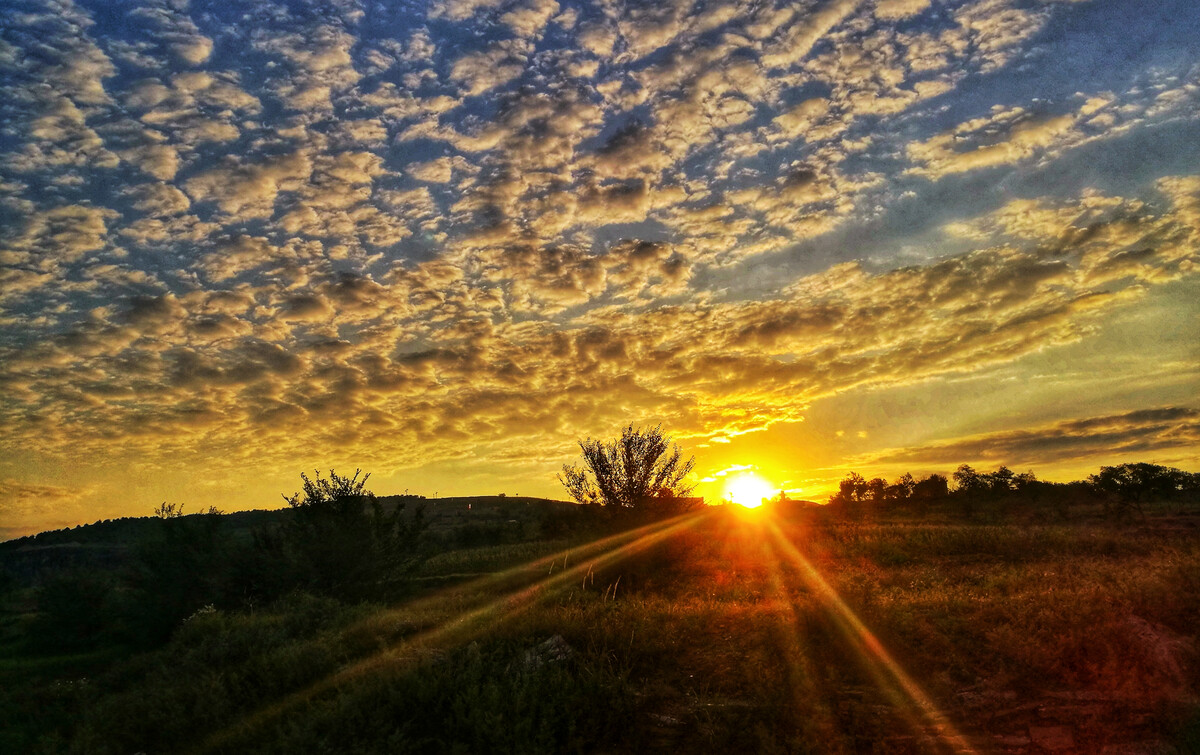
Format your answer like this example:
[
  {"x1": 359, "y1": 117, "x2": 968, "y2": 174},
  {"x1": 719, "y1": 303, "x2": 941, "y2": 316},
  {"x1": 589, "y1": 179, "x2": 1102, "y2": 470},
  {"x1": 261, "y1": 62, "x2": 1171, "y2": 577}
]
[{"x1": 3, "y1": 508, "x2": 1198, "y2": 753}]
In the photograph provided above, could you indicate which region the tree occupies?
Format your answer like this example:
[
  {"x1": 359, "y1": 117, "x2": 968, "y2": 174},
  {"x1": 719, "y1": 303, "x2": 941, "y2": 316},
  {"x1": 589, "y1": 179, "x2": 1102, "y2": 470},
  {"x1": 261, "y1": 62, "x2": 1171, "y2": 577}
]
[
  {"x1": 1088, "y1": 463, "x2": 1200, "y2": 520},
  {"x1": 559, "y1": 424, "x2": 697, "y2": 514},
  {"x1": 951, "y1": 464, "x2": 988, "y2": 518},
  {"x1": 912, "y1": 473, "x2": 949, "y2": 501},
  {"x1": 122, "y1": 502, "x2": 227, "y2": 644},
  {"x1": 865, "y1": 477, "x2": 888, "y2": 503},
  {"x1": 827, "y1": 472, "x2": 869, "y2": 517},
  {"x1": 952, "y1": 464, "x2": 986, "y2": 494},
  {"x1": 276, "y1": 469, "x2": 426, "y2": 598},
  {"x1": 832, "y1": 472, "x2": 867, "y2": 504},
  {"x1": 888, "y1": 473, "x2": 916, "y2": 505},
  {"x1": 986, "y1": 466, "x2": 1016, "y2": 493},
  {"x1": 1012, "y1": 471, "x2": 1038, "y2": 492},
  {"x1": 829, "y1": 472, "x2": 863, "y2": 502}
]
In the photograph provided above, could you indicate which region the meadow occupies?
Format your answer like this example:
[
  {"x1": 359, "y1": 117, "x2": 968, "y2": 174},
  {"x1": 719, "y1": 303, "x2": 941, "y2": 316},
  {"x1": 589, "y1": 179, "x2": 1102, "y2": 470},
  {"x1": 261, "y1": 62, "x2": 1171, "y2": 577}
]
[{"x1": 3, "y1": 501, "x2": 1198, "y2": 754}]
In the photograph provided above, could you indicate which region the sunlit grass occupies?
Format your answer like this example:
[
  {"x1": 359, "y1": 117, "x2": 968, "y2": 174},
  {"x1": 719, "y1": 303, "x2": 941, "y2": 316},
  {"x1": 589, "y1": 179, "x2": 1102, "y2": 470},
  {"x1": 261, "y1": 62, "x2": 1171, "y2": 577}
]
[
  {"x1": 5, "y1": 509, "x2": 1199, "y2": 753},
  {"x1": 195, "y1": 511, "x2": 709, "y2": 752},
  {"x1": 763, "y1": 519, "x2": 976, "y2": 753}
]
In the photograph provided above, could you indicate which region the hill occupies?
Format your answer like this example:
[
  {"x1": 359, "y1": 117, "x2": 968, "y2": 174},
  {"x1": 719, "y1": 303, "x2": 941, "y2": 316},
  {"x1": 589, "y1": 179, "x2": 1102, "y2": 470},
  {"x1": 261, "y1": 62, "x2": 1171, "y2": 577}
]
[
  {"x1": 0, "y1": 495, "x2": 577, "y2": 585},
  {"x1": 3, "y1": 505, "x2": 1199, "y2": 753}
]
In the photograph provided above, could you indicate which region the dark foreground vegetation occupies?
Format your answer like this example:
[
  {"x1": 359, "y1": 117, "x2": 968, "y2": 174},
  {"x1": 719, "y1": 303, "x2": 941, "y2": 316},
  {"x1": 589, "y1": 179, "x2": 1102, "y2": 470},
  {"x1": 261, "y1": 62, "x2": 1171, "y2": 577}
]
[{"x1": 2, "y1": 460, "x2": 1199, "y2": 753}]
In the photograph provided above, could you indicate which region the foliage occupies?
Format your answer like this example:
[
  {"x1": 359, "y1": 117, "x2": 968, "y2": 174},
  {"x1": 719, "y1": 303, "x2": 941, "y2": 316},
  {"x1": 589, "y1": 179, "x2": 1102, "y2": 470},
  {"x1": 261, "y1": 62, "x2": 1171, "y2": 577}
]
[
  {"x1": 1089, "y1": 463, "x2": 1200, "y2": 520},
  {"x1": 28, "y1": 569, "x2": 116, "y2": 651},
  {"x1": 121, "y1": 503, "x2": 227, "y2": 645},
  {"x1": 823, "y1": 461, "x2": 1200, "y2": 522},
  {"x1": 272, "y1": 469, "x2": 427, "y2": 599},
  {"x1": 559, "y1": 424, "x2": 698, "y2": 514},
  {"x1": 827, "y1": 471, "x2": 951, "y2": 514},
  {"x1": 6, "y1": 511, "x2": 1200, "y2": 753}
]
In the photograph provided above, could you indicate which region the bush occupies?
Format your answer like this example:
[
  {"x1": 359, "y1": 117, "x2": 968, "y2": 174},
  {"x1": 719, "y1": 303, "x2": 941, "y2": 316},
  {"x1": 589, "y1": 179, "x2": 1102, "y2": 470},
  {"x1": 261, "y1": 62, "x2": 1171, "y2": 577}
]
[
  {"x1": 559, "y1": 424, "x2": 699, "y2": 515},
  {"x1": 119, "y1": 503, "x2": 229, "y2": 645},
  {"x1": 29, "y1": 569, "x2": 117, "y2": 652},
  {"x1": 265, "y1": 469, "x2": 427, "y2": 600}
]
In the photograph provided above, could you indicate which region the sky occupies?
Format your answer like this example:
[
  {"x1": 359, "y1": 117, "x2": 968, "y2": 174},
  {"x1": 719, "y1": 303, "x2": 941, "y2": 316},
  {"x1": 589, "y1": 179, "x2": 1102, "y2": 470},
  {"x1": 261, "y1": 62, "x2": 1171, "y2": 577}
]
[{"x1": 1, "y1": 0, "x2": 1198, "y2": 537}]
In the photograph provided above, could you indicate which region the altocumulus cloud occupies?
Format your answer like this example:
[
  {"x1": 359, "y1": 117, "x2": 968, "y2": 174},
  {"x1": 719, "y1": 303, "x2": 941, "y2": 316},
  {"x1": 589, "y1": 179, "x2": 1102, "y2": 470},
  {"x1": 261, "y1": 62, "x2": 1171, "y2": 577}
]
[{"x1": 0, "y1": 0, "x2": 1198, "y2": 530}]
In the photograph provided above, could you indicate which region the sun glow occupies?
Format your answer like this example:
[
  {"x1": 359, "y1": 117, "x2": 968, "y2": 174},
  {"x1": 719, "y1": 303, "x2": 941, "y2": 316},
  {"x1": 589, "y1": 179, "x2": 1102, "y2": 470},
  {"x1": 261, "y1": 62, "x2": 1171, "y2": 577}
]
[{"x1": 724, "y1": 472, "x2": 775, "y2": 508}]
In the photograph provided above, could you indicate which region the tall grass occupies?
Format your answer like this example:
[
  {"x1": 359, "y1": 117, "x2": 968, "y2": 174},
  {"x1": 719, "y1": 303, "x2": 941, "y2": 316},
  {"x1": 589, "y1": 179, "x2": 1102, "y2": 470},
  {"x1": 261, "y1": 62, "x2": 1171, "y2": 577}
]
[{"x1": 3, "y1": 511, "x2": 1197, "y2": 752}]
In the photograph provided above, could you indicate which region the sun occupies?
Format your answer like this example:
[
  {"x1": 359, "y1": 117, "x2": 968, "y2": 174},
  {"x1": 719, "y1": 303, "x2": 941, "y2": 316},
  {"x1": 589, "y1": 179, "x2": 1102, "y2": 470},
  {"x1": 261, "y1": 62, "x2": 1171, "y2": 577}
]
[{"x1": 724, "y1": 472, "x2": 775, "y2": 508}]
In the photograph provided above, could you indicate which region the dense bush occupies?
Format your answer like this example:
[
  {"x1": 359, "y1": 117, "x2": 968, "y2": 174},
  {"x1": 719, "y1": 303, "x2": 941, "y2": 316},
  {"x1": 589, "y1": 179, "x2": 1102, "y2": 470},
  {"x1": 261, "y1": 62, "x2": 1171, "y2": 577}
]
[
  {"x1": 270, "y1": 469, "x2": 427, "y2": 600},
  {"x1": 28, "y1": 569, "x2": 117, "y2": 651},
  {"x1": 16, "y1": 470, "x2": 429, "y2": 653}
]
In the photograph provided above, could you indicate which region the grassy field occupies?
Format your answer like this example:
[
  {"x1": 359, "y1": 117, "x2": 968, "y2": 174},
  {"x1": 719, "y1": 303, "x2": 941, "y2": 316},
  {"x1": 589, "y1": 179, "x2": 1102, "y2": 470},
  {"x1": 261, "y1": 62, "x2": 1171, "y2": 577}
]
[{"x1": 3, "y1": 506, "x2": 1199, "y2": 753}]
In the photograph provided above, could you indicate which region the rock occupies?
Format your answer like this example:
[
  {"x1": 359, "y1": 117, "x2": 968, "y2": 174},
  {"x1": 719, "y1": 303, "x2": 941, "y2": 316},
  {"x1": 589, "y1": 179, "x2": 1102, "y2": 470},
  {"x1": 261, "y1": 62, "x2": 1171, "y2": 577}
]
[
  {"x1": 1119, "y1": 615, "x2": 1192, "y2": 698},
  {"x1": 523, "y1": 634, "x2": 574, "y2": 670},
  {"x1": 1098, "y1": 742, "x2": 1166, "y2": 754},
  {"x1": 649, "y1": 713, "x2": 683, "y2": 726},
  {"x1": 1029, "y1": 725, "x2": 1074, "y2": 752}
]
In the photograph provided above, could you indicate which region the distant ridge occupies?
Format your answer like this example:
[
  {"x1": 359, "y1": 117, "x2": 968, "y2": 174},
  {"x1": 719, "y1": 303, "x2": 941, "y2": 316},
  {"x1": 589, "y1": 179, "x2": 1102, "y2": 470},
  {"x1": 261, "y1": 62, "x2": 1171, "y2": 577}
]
[{"x1": 2, "y1": 494, "x2": 576, "y2": 549}]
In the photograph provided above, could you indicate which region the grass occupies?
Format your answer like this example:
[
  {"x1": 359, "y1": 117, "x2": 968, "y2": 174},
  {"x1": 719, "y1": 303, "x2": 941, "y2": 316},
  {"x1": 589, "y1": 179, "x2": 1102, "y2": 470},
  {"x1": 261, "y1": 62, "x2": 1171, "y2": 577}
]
[
  {"x1": 418, "y1": 538, "x2": 573, "y2": 577},
  {"x1": 3, "y1": 507, "x2": 1198, "y2": 753}
]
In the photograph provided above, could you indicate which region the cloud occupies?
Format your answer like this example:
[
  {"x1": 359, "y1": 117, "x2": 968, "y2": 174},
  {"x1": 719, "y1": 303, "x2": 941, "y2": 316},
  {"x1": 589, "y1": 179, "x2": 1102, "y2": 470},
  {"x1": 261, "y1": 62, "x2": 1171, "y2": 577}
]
[
  {"x1": 501, "y1": 0, "x2": 560, "y2": 39},
  {"x1": 0, "y1": 0, "x2": 1197, "y2": 529},
  {"x1": 5, "y1": 93, "x2": 120, "y2": 173},
  {"x1": 2, "y1": 0, "x2": 116, "y2": 106},
  {"x1": 771, "y1": 97, "x2": 831, "y2": 140},
  {"x1": 122, "y1": 71, "x2": 259, "y2": 150},
  {"x1": 907, "y1": 107, "x2": 1081, "y2": 178},
  {"x1": 279, "y1": 293, "x2": 333, "y2": 323},
  {"x1": 120, "y1": 293, "x2": 187, "y2": 336},
  {"x1": 407, "y1": 157, "x2": 457, "y2": 183},
  {"x1": 253, "y1": 24, "x2": 361, "y2": 112},
  {"x1": 0, "y1": 478, "x2": 96, "y2": 539},
  {"x1": 193, "y1": 235, "x2": 315, "y2": 283},
  {"x1": 577, "y1": 23, "x2": 618, "y2": 58},
  {"x1": 0, "y1": 478, "x2": 91, "y2": 512},
  {"x1": 875, "y1": 0, "x2": 930, "y2": 21},
  {"x1": 0, "y1": 204, "x2": 117, "y2": 275},
  {"x1": 449, "y1": 40, "x2": 531, "y2": 96},
  {"x1": 761, "y1": 0, "x2": 862, "y2": 70},
  {"x1": 431, "y1": 0, "x2": 505, "y2": 22},
  {"x1": 120, "y1": 143, "x2": 179, "y2": 181},
  {"x1": 868, "y1": 407, "x2": 1200, "y2": 468},
  {"x1": 126, "y1": 182, "x2": 190, "y2": 215},
  {"x1": 127, "y1": 2, "x2": 214, "y2": 66},
  {"x1": 616, "y1": 0, "x2": 692, "y2": 61},
  {"x1": 185, "y1": 151, "x2": 313, "y2": 219}
]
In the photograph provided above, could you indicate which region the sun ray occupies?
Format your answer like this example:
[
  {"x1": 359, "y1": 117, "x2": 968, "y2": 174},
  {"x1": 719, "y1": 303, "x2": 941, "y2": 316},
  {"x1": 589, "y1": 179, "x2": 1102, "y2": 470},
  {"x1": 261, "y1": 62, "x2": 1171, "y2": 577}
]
[
  {"x1": 764, "y1": 521, "x2": 977, "y2": 754},
  {"x1": 195, "y1": 510, "x2": 710, "y2": 753},
  {"x1": 742, "y1": 515, "x2": 845, "y2": 742}
]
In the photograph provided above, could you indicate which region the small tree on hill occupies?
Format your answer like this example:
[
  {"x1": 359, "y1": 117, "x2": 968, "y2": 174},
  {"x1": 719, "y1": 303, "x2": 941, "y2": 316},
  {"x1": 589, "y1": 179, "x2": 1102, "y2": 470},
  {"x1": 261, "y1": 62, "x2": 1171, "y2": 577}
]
[
  {"x1": 888, "y1": 473, "x2": 916, "y2": 505},
  {"x1": 912, "y1": 473, "x2": 949, "y2": 501},
  {"x1": 559, "y1": 424, "x2": 698, "y2": 515},
  {"x1": 827, "y1": 472, "x2": 868, "y2": 517},
  {"x1": 276, "y1": 469, "x2": 426, "y2": 598}
]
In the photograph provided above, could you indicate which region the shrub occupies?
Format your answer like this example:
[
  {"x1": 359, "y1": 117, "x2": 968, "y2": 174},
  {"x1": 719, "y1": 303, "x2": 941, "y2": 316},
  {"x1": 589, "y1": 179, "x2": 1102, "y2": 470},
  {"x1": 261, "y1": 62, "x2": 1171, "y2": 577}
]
[
  {"x1": 269, "y1": 469, "x2": 427, "y2": 600},
  {"x1": 559, "y1": 424, "x2": 699, "y2": 515}
]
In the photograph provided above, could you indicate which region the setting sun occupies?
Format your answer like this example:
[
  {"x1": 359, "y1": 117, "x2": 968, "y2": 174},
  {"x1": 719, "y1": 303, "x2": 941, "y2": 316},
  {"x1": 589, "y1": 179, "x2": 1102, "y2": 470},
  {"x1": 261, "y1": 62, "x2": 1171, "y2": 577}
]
[{"x1": 724, "y1": 472, "x2": 775, "y2": 508}]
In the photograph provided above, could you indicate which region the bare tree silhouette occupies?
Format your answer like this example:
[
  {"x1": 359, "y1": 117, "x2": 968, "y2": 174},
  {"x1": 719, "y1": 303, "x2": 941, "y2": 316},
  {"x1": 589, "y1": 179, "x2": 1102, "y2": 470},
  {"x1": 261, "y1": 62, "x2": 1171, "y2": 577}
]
[{"x1": 559, "y1": 424, "x2": 698, "y2": 514}]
